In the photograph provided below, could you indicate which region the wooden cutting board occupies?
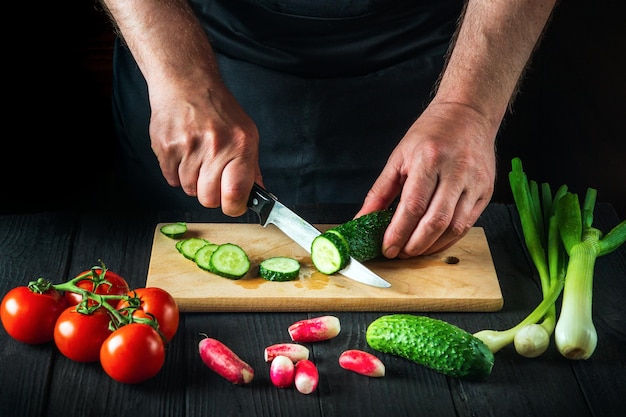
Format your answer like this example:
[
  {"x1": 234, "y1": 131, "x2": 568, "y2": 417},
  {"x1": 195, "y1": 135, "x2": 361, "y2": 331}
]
[{"x1": 146, "y1": 223, "x2": 503, "y2": 312}]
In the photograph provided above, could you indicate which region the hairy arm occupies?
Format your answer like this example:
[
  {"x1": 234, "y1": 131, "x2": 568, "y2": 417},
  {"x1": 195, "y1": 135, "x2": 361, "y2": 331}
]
[
  {"x1": 100, "y1": 0, "x2": 261, "y2": 216},
  {"x1": 435, "y1": 0, "x2": 558, "y2": 130},
  {"x1": 359, "y1": 0, "x2": 559, "y2": 257}
]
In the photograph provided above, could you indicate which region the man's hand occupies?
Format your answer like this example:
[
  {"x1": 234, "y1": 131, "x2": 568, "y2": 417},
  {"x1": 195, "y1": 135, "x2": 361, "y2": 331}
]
[
  {"x1": 357, "y1": 102, "x2": 496, "y2": 257},
  {"x1": 358, "y1": 0, "x2": 557, "y2": 258},
  {"x1": 149, "y1": 79, "x2": 262, "y2": 217},
  {"x1": 101, "y1": 0, "x2": 264, "y2": 216}
]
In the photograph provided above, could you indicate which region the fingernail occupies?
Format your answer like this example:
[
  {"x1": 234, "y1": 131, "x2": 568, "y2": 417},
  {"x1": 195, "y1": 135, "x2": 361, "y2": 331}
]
[{"x1": 384, "y1": 246, "x2": 400, "y2": 259}]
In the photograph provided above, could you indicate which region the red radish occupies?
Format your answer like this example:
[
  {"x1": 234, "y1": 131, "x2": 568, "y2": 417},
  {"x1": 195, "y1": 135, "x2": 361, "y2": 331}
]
[
  {"x1": 264, "y1": 343, "x2": 310, "y2": 363},
  {"x1": 339, "y1": 349, "x2": 385, "y2": 377},
  {"x1": 288, "y1": 315, "x2": 341, "y2": 342},
  {"x1": 294, "y1": 359, "x2": 319, "y2": 394},
  {"x1": 269, "y1": 355, "x2": 295, "y2": 388},
  {"x1": 198, "y1": 336, "x2": 254, "y2": 384}
]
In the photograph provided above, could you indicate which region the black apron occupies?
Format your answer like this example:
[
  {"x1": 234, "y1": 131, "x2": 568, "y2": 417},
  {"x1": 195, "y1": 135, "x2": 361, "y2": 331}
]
[{"x1": 111, "y1": 0, "x2": 463, "y2": 210}]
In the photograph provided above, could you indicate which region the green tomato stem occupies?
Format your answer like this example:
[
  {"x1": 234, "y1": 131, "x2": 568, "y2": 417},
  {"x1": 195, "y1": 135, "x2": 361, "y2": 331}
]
[{"x1": 29, "y1": 263, "x2": 160, "y2": 332}]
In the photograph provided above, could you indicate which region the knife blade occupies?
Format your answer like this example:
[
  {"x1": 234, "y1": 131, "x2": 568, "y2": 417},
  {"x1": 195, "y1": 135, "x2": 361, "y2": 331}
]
[{"x1": 247, "y1": 184, "x2": 391, "y2": 288}]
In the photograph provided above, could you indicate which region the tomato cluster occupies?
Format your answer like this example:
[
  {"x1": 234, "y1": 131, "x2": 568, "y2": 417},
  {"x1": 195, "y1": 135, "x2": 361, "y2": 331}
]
[{"x1": 0, "y1": 264, "x2": 179, "y2": 384}]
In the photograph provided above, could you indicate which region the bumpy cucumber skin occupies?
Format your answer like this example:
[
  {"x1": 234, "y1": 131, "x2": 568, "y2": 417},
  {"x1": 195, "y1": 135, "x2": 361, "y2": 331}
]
[
  {"x1": 259, "y1": 257, "x2": 301, "y2": 282},
  {"x1": 366, "y1": 314, "x2": 494, "y2": 379},
  {"x1": 331, "y1": 209, "x2": 393, "y2": 262}
]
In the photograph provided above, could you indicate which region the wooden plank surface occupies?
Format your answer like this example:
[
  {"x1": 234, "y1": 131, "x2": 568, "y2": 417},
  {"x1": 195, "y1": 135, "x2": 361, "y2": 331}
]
[{"x1": 146, "y1": 223, "x2": 503, "y2": 312}]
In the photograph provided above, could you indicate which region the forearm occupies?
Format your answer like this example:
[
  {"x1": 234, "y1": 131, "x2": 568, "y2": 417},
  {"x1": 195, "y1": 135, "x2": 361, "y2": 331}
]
[
  {"x1": 100, "y1": 0, "x2": 221, "y2": 87},
  {"x1": 434, "y1": 0, "x2": 558, "y2": 134}
]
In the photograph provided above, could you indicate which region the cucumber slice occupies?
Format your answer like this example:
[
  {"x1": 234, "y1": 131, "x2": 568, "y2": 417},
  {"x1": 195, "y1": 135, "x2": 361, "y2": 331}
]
[
  {"x1": 180, "y1": 238, "x2": 210, "y2": 260},
  {"x1": 311, "y1": 209, "x2": 393, "y2": 275},
  {"x1": 194, "y1": 243, "x2": 220, "y2": 271},
  {"x1": 160, "y1": 222, "x2": 188, "y2": 239},
  {"x1": 259, "y1": 257, "x2": 301, "y2": 281},
  {"x1": 311, "y1": 231, "x2": 350, "y2": 275},
  {"x1": 208, "y1": 243, "x2": 250, "y2": 279}
]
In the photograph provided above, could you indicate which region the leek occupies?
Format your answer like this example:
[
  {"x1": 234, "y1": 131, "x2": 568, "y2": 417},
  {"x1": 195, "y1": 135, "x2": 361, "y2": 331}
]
[
  {"x1": 474, "y1": 157, "x2": 626, "y2": 360},
  {"x1": 553, "y1": 190, "x2": 626, "y2": 359}
]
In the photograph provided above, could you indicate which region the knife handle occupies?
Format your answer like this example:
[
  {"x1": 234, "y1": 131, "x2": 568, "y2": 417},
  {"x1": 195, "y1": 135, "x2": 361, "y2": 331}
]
[{"x1": 247, "y1": 183, "x2": 277, "y2": 225}]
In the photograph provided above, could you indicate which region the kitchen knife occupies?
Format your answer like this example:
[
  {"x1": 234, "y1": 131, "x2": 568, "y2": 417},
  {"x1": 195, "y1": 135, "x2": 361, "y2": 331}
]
[{"x1": 247, "y1": 184, "x2": 391, "y2": 288}]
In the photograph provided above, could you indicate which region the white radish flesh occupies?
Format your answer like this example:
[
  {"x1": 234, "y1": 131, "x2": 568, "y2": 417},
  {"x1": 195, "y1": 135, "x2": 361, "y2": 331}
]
[
  {"x1": 294, "y1": 359, "x2": 319, "y2": 394},
  {"x1": 269, "y1": 355, "x2": 295, "y2": 388},
  {"x1": 288, "y1": 315, "x2": 341, "y2": 343},
  {"x1": 338, "y1": 349, "x2": 385, "y2": 377},
  {"x1": 264, "y1": 343, "x2": 310, "y2": 363}
]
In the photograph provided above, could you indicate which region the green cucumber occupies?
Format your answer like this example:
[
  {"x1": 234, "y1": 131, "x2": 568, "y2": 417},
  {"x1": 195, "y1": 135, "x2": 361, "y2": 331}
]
[
  {"x1": 208, "y1": 243, "x2": 250, "y2": 279},
  {"x1": 311, "y1": 209, "x2": 393, "y2": 274},
  {"x1": 259, "y1": 257, "x2": 301, "y2": 281},
  {"x1": 160, "y1": 222, "x2": 188, "y2": 239},
  {"x1": 179, "y1": 238, "x2": 210, "y2": 260},
  {"x1": 310, "y1": 230, "x2": 351, "y2": 274},
  {"x1": 366, "y1": 314, "x2": 495, "y2": 379},
  {"x1": 194, "y1": 243, "x2": 220, "y2": 271},
  {"x1": 332, "y1": 209, "x2": 393, "y2": 261}
]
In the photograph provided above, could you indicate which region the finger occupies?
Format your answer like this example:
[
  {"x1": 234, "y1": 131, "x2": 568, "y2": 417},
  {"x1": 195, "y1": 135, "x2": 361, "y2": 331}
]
[
  {"x1": 178, "y1": 151, "x2": 204, "y2": 197},
  {"x1": 381, "y1": 175, "x2": 437, "y2": 259},
  {"x1": 355, "y1": 160, "x2": 404, "y2": 219},
  {"x1": 401, "y1": 191, "x2": 474, "y2": 257},
  {"x1": 218, "y1": 157, "x2": 260, "y2": 217},
  {"x1": 153, "y1": 139, "x2": 184, "y2": 187},
  {"x1": 194, "y1": 160, "x2": 221, "y2": 211},
  {"x1": 220, "y1": 174, "x2": 252, "y2": 217},
  {"x1": 387, "y1": 162, "x2": 470, "y2": 258}
]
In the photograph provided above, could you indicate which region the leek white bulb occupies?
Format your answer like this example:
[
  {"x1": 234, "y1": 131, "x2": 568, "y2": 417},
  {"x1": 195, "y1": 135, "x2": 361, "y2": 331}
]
[
  {"x1": 554, "y1": 241, "x2": 598, "y2": 360},
  {"x1": 514, "y1": 324, "x2": 550, "y2": 358}
]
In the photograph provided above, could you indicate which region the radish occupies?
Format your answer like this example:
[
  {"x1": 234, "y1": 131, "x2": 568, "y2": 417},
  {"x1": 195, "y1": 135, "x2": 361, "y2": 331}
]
[
  {"x1": 288, "y1": 315, "x2": 341, "y2": 343},
  {"x1": 198, "y1": 336, "x2": 254, "y2": 384},
  {"x1": 339, "y1": 349, "x2": 385, "y2": 377},
  {"x1": 269, "y1": 355, "x2": 295, "y2": 388},
  {"x1": 294, "y1": 359, "x2": 319, "y2": 394},
  {"x1": 264, "y1": 343, "x2": 310, "y2": 363}
]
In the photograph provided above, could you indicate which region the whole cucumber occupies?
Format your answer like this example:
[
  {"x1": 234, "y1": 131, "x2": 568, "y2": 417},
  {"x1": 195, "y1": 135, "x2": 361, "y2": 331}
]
[{"x1": 366, "y1": 314, "x2": 494, "y2": 379}]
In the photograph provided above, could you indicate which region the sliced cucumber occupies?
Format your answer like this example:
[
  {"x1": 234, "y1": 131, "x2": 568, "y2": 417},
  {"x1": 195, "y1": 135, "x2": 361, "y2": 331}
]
[
  {"x1": 332, "y1": 209, "x2": 393, "y2": 262},
  {"x1": 180, "y1": 238, "x2": 210, "y2": 260},
  {"x1": 160, "y1": 222, "x2": 188, "y2": 239},
  {"x1": 310, "y1": 230, "x2": 350, "y2": 275},
  {"x1": 194, "y1": 243, "x2": 220, "y2": 271},
  {"x1": 311, "y1": 209, "x2": 393, "y2": 274},
  {"x1": 208, "y1": 243, "x2": 250, "y2": 279},
  {"x1": 259, "y1": 257, "x2": 301, "y2": 281}
]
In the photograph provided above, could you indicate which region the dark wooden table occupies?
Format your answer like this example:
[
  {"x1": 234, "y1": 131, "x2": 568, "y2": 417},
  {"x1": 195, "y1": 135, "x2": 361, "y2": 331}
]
[{"x1": 1, "y1": 203, "x2": 624, "y2": 417}]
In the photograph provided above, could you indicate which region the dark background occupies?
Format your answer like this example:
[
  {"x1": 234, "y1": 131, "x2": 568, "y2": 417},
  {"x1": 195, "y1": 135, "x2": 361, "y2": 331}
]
[{"x1": 3, "y1": 0, "x2": 625, "y2": 218}]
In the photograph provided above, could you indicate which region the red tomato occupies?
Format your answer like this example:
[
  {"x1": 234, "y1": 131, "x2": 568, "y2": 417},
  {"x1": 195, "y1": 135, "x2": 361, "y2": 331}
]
[
  {"x1": 116, "y1": 287, "x2": 179, "y2": 343},
  {"x1": 64, "y1": 268, "x2": 130, "y2": 306},
  {"x1": 100, "y1": 323, "x2": 165, "y2": 384},
  {"x1": 1, "y1": 286, "x2": 67, "y2": 344},
  {"x1": 54, "y1": 306, "x2": 113, "y2": 362}
]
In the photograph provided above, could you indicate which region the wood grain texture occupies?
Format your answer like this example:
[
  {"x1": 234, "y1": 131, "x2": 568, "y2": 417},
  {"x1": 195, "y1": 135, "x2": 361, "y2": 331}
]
[{"x1": 146, "y1": 223, "x2": 503, "y2": 312}]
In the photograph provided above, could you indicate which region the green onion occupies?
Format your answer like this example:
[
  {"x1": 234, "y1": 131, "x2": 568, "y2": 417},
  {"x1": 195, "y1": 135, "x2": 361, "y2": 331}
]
[
  {"x1": 553, "y1": 190, "x2": 626, "y2": 359},
  {"x1": 474, "y1": 157, "x2": 625, "y2": 360}
]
